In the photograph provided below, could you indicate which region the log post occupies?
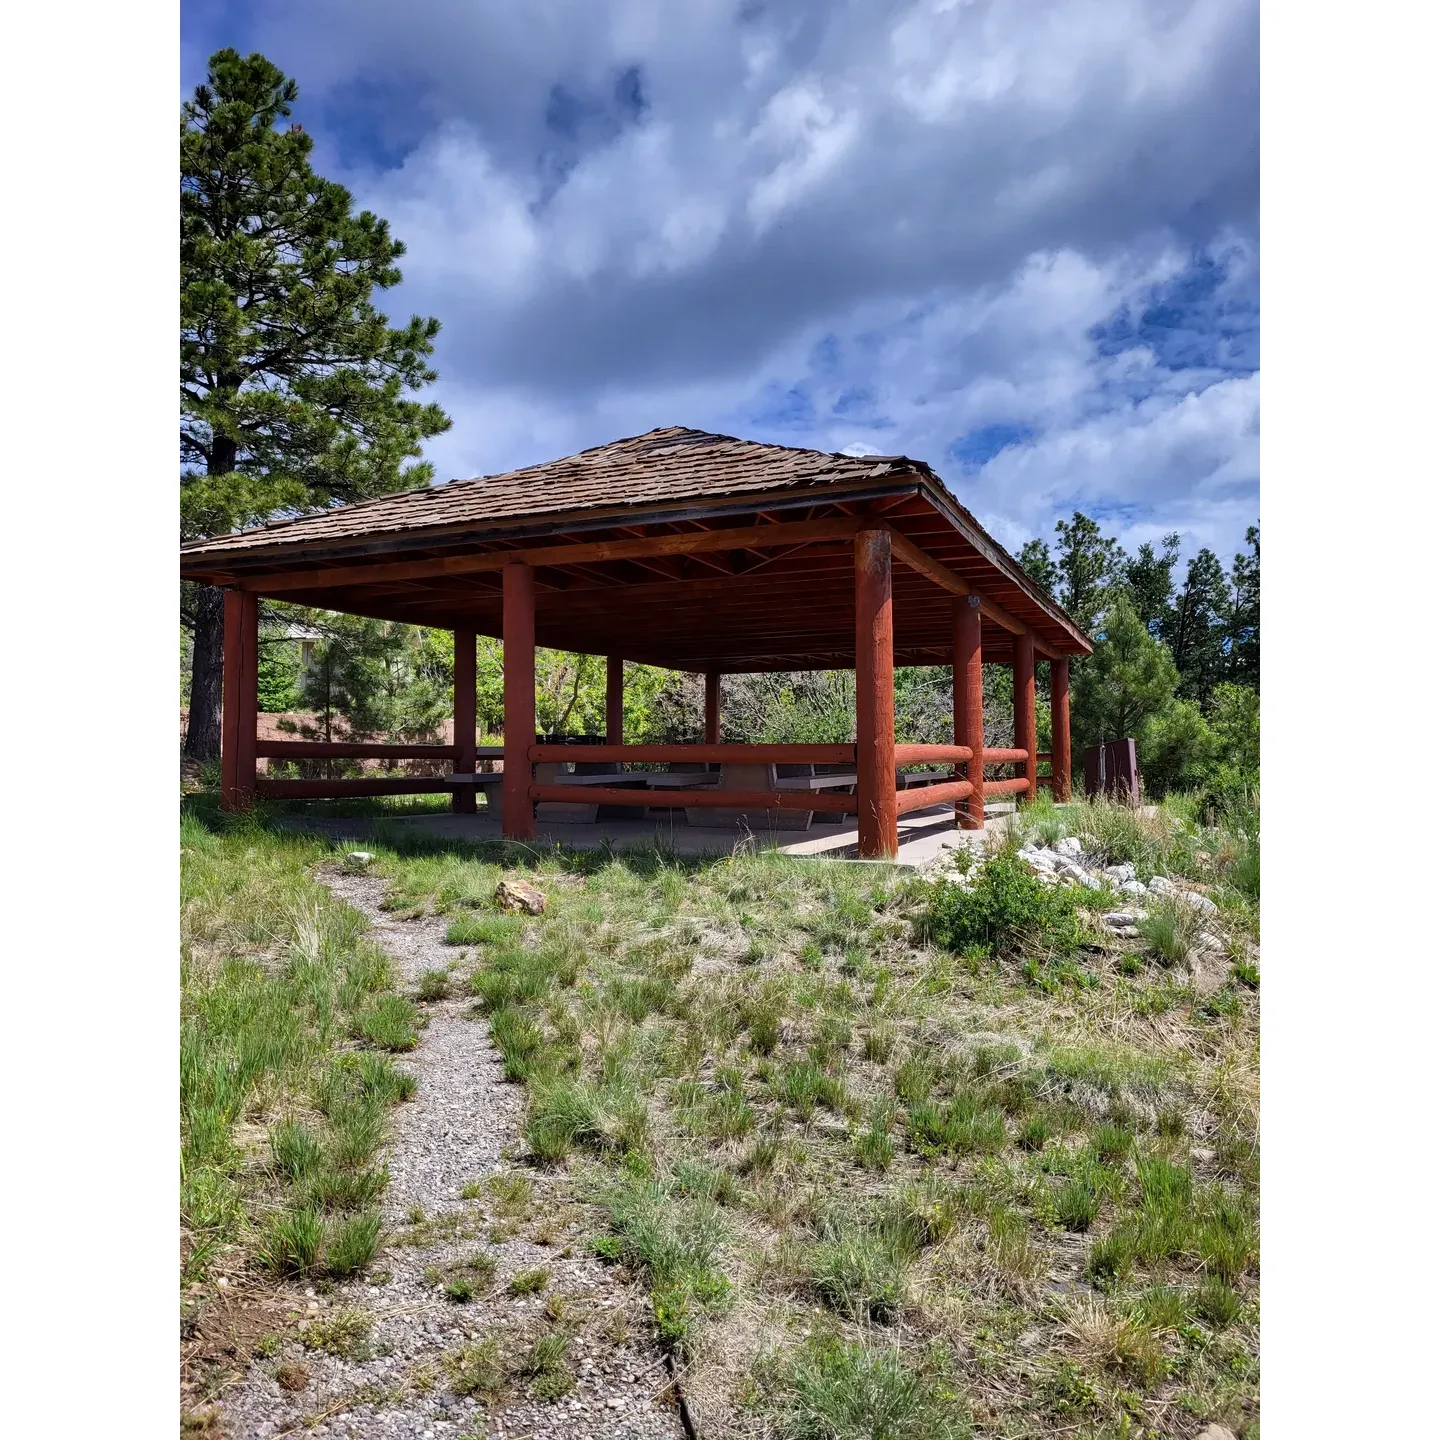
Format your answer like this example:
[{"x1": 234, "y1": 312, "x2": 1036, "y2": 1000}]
[
  {"x1": 953, "y1": 595, "x2": 985, "y2": 830},
  {"x1": 704, "y1": 670, "x2": 721, "y2": 744},
  {"x1": 1050, "y1": 656, "x2": 1071, "y2": 802},
  {"x1": 220, "y1": 589, "x2": 258, "y2": 811},
  {"x1": 502, "y1": 564, "x2": 537, "y2": 840},
  {"x1": 855, "y1": 529, "x2": 898, "y2": 858},
  {"x1": 453, "y1": 629, "x2": 477, "y2": 814},
  {"x1": 606, "y1": 654, "x2": 624, "y2": 745},
  {"x1": 1013, "y1": 630, "x2": 1037, "y2": 803}
]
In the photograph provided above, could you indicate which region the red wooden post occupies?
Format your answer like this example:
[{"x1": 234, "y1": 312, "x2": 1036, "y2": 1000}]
[
  {"x1": 855, "y1": 529, "x2": 898, "y2": 858},
  {"x1": 221, "y1": 589, "x2": 258, "y2": 810},
  {"x1": 502, "y1": 564, "x2": 537, "y2": 839},
  {"x1": 1050, "y1": 656, "x2": 1071, "y2": 802},
  {"x1": 453, "y1": 629, "x2": 477, "y2": 814},
  {"x1": 704, "y1": 670, "x2": 721, "y2": 744},
  {"x1": 606, "y1": 654, "x2": 624, "y2": 745},
  {"x1": 953, "y1": 595, "x2": 985, "y2": 830},
  {"x1": 1013, "y1": 630, "x2": 1037, "y2": 803}
]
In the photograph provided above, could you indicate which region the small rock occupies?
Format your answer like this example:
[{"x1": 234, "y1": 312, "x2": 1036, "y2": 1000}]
[
  {"x1": 1190, "y1": 1147, "x2": 1217, "y2": 1165},
  {"x1": 1103, "y1": 863, "x2": 1137, "y2": 883},
  {"x1": 1180, "y1": 890, "x2": 1219, "y2": 916},
  {"x1": 1195, "y1": 1426, "x2": 1238, "y2": 1440},
  {"x1": 495, "y1": 877, "x2": 547, "y2": 915},
  {"x1": 1120, "y1": 879, "x2": 1148, "y2": 898},
  {"x1": 344, "y1": 850, "x2": 376, "y2": 871},
  {"x1": 1147, "y1": 874, "x2": 1177, "y2": 896},
  {"x1": 1056, "y1": 836, "x2": 1083, "y2": 858},
  {"x1": 1102, "y1": 912, "x2": 1142, "y2": 929}
]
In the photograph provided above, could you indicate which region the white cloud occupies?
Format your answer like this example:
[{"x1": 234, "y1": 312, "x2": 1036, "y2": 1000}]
[{"x1": 183, "y1": 0, "x2": 1259, "y2": 558}]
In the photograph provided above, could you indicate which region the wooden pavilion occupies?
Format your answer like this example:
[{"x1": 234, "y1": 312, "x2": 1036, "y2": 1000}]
[{"x1": 181, "y1": 427, "x2": 1091, "y2": 859}]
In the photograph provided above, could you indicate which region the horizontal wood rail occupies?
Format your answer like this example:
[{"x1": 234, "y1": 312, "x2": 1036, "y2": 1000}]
[
  {"x1": 983, "y1": 747, "x2": 1030, "y2": 763},
  {"x1": 233, "y1": 516, "x2": 867, "y2": 594},
  {"x1": 1037, "y1": 775, "x2": 1054, "y2": 788},
  {"x1": 896, "y1": 779, "x2": 973, "y2": 815},
  {"x1": 1037, "y1": 751, "x2": 1052, "y2": 763},
  {"x1": 984, "y1": 777, "x2": 1032, "y2": 797},
  {"x1": 893, "y1": 744, "x2": 972, "y2": 764},
  {"x1": 256, "y1": 740, "x2": 459, "y2": 760},
  {"x1": 528, "y1": 783, "x2": 858, "y2": 813},
  {"x1": 255, "y1": 777, "x2": 452, "y2": 799},
  {"x1": 529, "y1": 743, "x2": 857, "y2": 764}
]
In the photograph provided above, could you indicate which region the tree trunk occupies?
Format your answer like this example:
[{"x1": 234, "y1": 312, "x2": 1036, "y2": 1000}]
[
  {"x1": 183, "y1": 433, "x2": 238, "y2": 762},
  {"x1": 184, "y1": 583, "x2": 226, "y2": 760}
]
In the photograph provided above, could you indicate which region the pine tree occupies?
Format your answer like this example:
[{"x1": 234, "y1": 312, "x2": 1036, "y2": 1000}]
[
  {"x1": 1017, "y1": 538, "x2": 1059, "y2": 598},
  {"x1": 1072, "y1": 593, "x2": 1181, "y2": 746},
  {"x1": 1052, "y1": 513, "x2": 1124, "y2": 630},
  {"x1": 1163, "y1": 549, "x2": 1229, "y2": 705},
  {"x1": 1123, "y1": 533, "x2": 1180, "y2": 635},
  {"x1": 1223, "y1": 526, "x2": 1259, "y2": 688},
  {"x1": 181, "y1": 49, "x2": 451, "y2": 758}
]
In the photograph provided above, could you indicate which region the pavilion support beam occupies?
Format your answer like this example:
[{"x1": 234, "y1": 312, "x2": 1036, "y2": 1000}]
[
  {"x1": 220, "y1": 589, "x2": 258, "y2": 811},
  {"x1": 453, "y1": 629, "x2": 477, "y2": 814},
  {"x1": 502, "y1": 564, "x2": 537, "y2": 840},
  {"x1": 1013, "y1": 630, "x2": 1037, "y2": 803},
  {"x1": 855, "y1": 529, "x2": 898, "y2": 859},
  {"x1": 606, "y1": 654, "x2": 625, "y2": 745},
  {"x1": 704, "y1": 671, "x2": 722, "y2": 743},
  {"x1": 1050, "y1": 656, "x2": 1072, "y2": 802},
  {"x1": 953, "y1": 595, "x2": 985, "y2": 830}
]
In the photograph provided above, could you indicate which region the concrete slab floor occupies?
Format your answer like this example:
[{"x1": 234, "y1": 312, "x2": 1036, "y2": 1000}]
[{"x1": 274, "y1": 800, "x2": 1022, "y2": 868}]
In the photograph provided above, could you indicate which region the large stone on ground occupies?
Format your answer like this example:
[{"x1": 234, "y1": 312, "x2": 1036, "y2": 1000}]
[
  {"x1": 1056, "y1": 836, "x2": 1083, "y2": 858},
  {"x1": 1120, "y1": 879, "x2": 1149, "y2": 899},
  {"x1": 1194, "y1": 1424, "x2": 1238, "y2": 1440},
  {"x1": 1179, "y1": 889, "x2": 1219, "y2": 915},
  {"x1": 494, "y1": 877, "x2": 547, "y2": 915},
  {"x1": 1102, "y1": 912, "x2": 1143, "y2": 929}
]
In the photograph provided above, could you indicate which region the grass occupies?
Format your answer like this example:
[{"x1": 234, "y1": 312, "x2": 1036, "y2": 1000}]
[
  {"x1": 180, "y1": 804, "x2": 424, "y2": 1410},
  {"x1": 253, "y1": 799, "x2": 1257, "y2": 1440},
  {"x1": 1137, "y1": 893, "x2": 1204, "y2": 967}
]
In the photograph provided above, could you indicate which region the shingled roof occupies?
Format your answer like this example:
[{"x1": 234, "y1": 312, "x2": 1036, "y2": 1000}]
[
  {"x1": 181, "y1": 427, "x2": 939, "y2": 558},
  {"x1": 181, "y1": 426, "x2": 1090, "y2": 669}
]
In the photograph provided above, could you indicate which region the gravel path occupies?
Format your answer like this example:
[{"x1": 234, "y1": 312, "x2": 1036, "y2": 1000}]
[{"x1": 220, "y1": 869, "x2": 685, "y2": 1440}]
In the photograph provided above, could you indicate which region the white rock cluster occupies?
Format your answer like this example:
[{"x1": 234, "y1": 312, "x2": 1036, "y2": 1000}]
[{"x1": 1012, "y1": 839, "x2": 1220, "y2": 947}]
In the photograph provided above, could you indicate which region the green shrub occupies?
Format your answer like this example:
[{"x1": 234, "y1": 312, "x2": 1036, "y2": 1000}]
[
  {"x1": 923, "y1": 852, "x2": 1084, "y2": 957},
  {"x1": 326, "y1": 1209, "x2": 382, "y2": 1276},
  {"x1": 778, "y1": 1336, "x2": 970, "y2": 1440},
  {"x1": 259, "y1": 1205, "x2": 324, "y2": 1276},
  {"x1": 353, "y1": 994, "x2": 420, "y2": 1052}
]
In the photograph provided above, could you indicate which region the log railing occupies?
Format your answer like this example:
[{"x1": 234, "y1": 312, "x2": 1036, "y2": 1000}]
[
  {"x1": 529, "y1": 743, "x2": 856, "y2": 764},
  {"x1": 256, "y1": 740, "x2": 460, "y2": 760},
  {"x1": 254, "y1": 738, "x2": 466, "y2": 800}
]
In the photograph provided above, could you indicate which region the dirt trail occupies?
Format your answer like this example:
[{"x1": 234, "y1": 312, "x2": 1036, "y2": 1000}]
[{"x1": 218, "y1": 869, "x2": 684, "y2": 1440}]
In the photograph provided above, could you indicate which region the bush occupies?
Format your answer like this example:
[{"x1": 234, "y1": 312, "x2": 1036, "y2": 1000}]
[{"x1": 923, "y1": 852, "x2": 1084, "y2": 957}]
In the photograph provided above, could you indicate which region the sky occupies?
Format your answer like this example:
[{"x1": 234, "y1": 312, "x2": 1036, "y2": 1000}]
[{"x1": 181, "y1": 0, "x2": 1259, "y2": 568}]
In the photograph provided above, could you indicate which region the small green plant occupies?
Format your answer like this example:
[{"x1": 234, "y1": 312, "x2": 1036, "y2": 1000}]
[
  {"x1": 854, "y1": 1116, "x2": 896, "y2": 1172},
  {"x1": 416, "y1": 969, "x2": 450, "y2": 1001},
  {"x1": 508, "y1": 1265, "x2": 551, "y2": 1295},
  {"x1": 1091, "y1": 1122, "x2": 1134, "y2": 1164},
  {"x1": 1136, "y1": 893, "x2": 1203, "y2": 967},
  {"x1": 269, "y1": 1117, "x2": 324, "y2": 1183},
  {"x1": 1194, "y1": 1275, "x2": 1244, "y2": 1328},
  {"x1": 862, "y1": 1022, "x2": 896, "y2": 1064},
  {"x1": 1055, "y1": 1177, "x2": 1100, "y2": 1232},
  {"x1": 1232, "y1": 958, "x2": 1260, "y2": 989},
  {"x1": 923, "y1": 850, "x2": 1084, "y2": 957},
  {"x1": 326, "y1": 1209, "x2": 383, "y2": 1276},
  {"x1": 1016, "y1": 1116, "x2": 1052, "y2": 1151},
  {"x1": 259, "y1": 1206, "x2": 324, "y2": 1277},
  {"x1": 445, "y1": 1336, "x2": 506, "y2": 1397},
  {"x1": 353, "y1": 994, "x2": 420, "y2": 1052},
  {"x1": 444, "y1": 1275, "x2": 476, "y2": 1303},
  {"x1": 487, "y1": 1171, "x2": 534, "y2": 1216},
  {"x1": 778, "y1": 1335, "x2": 970, "y2": 1440},
  {"x1": 446, "y1": 912, "x2": 525, "y2": 947},
  {"x1": 522, "y1": 1331, "x2": 573, "y2": 1401},
  {"x1": 301, "y1": 1308, "x2": 372, "y2": 1358}
]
